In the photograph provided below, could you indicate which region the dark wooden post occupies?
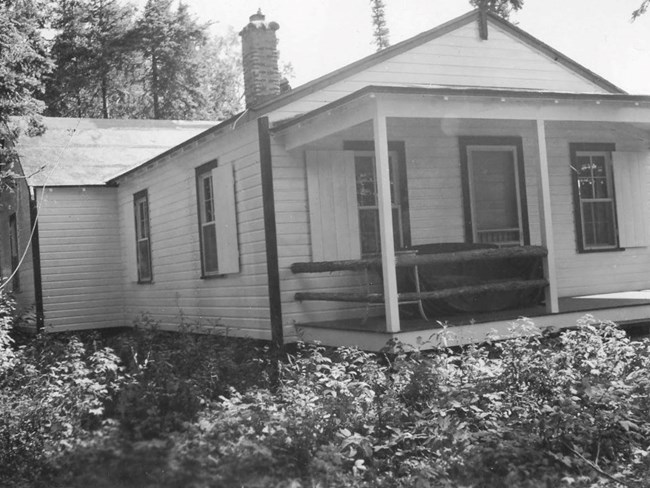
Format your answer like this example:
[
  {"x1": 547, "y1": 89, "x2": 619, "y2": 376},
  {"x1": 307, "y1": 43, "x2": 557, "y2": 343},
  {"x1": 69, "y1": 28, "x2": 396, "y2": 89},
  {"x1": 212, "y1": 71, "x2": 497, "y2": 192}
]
[{"x1": 258, "y1": 116, "x2": 284, "y2": 350}]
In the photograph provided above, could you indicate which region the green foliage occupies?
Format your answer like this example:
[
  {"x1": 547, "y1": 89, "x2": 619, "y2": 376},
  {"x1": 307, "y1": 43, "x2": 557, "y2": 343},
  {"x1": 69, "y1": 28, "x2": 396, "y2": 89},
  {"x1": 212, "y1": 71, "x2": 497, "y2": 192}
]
[
  {"x1": 45, "y1": 0, "x2": 138, "y2": 118},
  {"x1": 370, "y1": 0, "x2": 390, "y2": 51},
  {"x1": 2, "y1": 300, "x2": 650, "y2": 487},
  {"x1": 0, "y1": 0, "x2": 51, "y2": 191},
  {"x1": 110, "y1": 314, "x2": 271, "y2": 440},
  {"x1": 0, "y1": 298, "x2": 127, "y2": 486},
  {"x1": 633, "y1": 0, "x2": 650, "y2": 20},
  {"x1": 44, "y1": 0, "x2": 243, "y2": 120},
  {"x1": 0, "y1": 0, "x2": 51, "y2": 122},
  {"x1": 470, "y1": 0, "x2": 524, "y2": 19}
]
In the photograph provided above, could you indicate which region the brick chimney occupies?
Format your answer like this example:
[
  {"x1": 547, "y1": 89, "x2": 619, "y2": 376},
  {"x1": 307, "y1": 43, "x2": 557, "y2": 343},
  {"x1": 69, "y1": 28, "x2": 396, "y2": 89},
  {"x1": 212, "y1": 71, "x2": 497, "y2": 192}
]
[{"x1": 239, "y1": 10, "x2": 281, "y2": 109}]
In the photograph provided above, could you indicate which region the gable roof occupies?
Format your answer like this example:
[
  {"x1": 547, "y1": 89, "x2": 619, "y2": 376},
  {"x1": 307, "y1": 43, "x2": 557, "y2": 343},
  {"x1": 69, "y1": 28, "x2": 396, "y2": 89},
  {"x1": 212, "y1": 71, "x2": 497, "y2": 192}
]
[
  {"x1": 17, "y1": 117, "x2": 216, "y2": 186},
  {"x1": 253, "y1": 9, "x2": 624, "y2": 116}
]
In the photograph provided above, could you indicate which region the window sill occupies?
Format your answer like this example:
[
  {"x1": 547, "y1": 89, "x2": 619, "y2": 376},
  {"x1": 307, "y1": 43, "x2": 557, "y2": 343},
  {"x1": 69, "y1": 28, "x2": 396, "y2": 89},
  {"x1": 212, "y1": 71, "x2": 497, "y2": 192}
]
[
  {"x1": 201, "y1": 273, "x2": 226, "y2": 280},
  {"x1": 576, "y1": 246, "x2": 625, "y2": 254}
]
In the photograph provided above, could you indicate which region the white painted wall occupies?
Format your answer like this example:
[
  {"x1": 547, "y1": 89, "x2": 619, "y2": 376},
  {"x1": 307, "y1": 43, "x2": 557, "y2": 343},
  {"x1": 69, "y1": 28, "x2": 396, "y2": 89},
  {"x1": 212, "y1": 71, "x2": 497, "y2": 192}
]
[
  {"x1": 546, "y1": 121, "x2": 650, "y2": 296},
  {"x1": 269, "y1": 19, "x2": 608, "y2": 123},
  {"x1": 36, "y1": 186, "x2": 124, "y2": 331},
  {"x1": 115, "y1": 122, "x2": 272, "y2": 339}
]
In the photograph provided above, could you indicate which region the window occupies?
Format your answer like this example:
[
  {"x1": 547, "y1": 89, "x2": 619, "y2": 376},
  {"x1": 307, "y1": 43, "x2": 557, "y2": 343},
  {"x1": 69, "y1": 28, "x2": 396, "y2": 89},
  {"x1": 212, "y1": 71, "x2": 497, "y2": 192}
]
[
  {"x1": 570, "y1": 143, "x2": 618, "y2": 252},
  {"x1": 344, "y1": 141, "x2": 410, "y2": 256},
  {"x1": 133, "y1": 190, "x2": 152, "y2": 282},
  {"x1": 196, "y1": 159, "x2": 241, "y2": 277},
  {"x1": 460, "y1": 137, "x2": 529, "y2": 246},
  {"x1": 9, "y1": 214, "x2": 19, "y2": 291},
  {"x1": 197, "y1": 162, "x2": 219, "y2": 276}
]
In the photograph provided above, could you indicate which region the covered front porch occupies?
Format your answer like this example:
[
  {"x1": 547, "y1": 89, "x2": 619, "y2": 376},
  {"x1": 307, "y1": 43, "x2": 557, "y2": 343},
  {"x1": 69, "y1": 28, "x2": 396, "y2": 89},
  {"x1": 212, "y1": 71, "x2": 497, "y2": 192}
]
[{"x1": 270, "y1": 86, "x2": 650, "y2": 349}]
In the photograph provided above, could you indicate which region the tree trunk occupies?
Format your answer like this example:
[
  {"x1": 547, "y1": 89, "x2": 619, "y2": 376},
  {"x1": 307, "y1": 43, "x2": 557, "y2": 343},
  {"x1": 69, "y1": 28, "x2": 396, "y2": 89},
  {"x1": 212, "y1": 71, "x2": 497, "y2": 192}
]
[
  {"x1": 151, "y1": 52, "x2": 160, "y2": 119},
  {"x1": 101, "y1": 74, "x2": 108, "y2": 118}
]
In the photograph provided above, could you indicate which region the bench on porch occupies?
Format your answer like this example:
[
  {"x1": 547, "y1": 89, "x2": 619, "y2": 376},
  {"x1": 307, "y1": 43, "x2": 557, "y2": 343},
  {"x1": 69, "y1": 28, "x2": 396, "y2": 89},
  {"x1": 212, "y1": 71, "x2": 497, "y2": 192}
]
[{"x1": 292, "y1": 244, "x2": 548, "y2": 316}]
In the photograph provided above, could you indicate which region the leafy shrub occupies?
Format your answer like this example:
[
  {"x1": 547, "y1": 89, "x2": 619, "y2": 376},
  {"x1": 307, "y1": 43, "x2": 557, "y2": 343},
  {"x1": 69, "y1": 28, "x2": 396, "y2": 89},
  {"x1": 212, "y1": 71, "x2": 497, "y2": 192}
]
[
  {"x1": 2, "y1": 301, "x2": 650, "y2": 488},
  {"x1": 165, "y1": 317, "x2": 650, "y2": 487},
  {"x1": 109, "y1": 314, "x2": 272, "y2": 440},
  {"x1": 0, "y1": 290, "x2": 127, "y2": 486}
]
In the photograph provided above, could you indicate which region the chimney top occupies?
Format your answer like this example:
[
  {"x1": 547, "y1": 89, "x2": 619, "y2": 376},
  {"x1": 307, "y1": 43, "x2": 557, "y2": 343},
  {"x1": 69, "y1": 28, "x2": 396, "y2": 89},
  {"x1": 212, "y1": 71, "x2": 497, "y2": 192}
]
[
  {"x1": 241, "y1": 9, "x2": 279, "y2": 34},
  {"x1": 250, "y1": 9, "x2": 264, "y2": 22},
  {"x1": 239, "y1": 10, "x2": 282, "y2": 109}
]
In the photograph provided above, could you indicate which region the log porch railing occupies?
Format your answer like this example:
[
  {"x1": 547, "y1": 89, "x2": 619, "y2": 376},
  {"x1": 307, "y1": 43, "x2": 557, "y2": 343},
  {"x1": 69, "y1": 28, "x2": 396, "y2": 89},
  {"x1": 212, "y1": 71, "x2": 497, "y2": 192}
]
[{"x1": 291, "y1": 245, "x2": 548, "y2": 305}]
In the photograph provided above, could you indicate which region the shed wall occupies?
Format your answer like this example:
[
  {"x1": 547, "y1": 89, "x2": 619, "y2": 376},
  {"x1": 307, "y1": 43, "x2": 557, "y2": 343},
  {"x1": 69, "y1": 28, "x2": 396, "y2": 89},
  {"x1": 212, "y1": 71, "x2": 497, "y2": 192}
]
[{"x1": 36, "y1": 186, "x2": 124, "y2": 331}]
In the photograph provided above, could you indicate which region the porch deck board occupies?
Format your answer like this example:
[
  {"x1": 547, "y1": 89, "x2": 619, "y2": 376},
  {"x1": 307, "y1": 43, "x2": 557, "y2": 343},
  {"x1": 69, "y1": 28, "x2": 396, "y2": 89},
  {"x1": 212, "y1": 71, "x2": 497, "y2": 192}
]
[{"x1": 295, "y1": 292, "x2": 650, "y2": 334}]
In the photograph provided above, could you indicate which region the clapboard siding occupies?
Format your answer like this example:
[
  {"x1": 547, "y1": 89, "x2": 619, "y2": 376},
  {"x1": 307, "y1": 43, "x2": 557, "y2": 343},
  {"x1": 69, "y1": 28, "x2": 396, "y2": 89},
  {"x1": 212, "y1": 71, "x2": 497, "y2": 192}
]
[
  {"x1": 36, "y1": 187, "x2": 125, "y2": 331},
  {"x1": 545, "y1": 121, "x2": 650, "y2": 296},
  {"x1": 115, "y1": 121, "x2": 271, "y2": 337},
  {"x1": 269, "y1": 20, "x2": 607, "y2": 122}
]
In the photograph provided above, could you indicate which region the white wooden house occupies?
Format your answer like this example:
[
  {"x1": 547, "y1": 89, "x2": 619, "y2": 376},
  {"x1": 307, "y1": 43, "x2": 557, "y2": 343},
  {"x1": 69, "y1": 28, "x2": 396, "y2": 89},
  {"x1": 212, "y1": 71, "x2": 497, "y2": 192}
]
[{"x1": 13, "y1": 9, "x2": 650, "y2": 349}]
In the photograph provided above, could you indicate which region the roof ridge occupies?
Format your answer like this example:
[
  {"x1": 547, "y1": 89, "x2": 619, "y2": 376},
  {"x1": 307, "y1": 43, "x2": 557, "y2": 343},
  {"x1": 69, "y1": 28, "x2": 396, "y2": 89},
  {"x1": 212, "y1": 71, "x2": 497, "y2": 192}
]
[{"x1": 252, "y1": 8, "x2": 624, "y2": 115}]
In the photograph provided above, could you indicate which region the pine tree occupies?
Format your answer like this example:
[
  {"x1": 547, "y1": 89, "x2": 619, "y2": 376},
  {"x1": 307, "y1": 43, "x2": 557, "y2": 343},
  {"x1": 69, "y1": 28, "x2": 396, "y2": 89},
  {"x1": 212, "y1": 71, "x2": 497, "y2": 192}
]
[
  {"x1": 135, "y1": 0, "x2": 208, "y2": 119},
  {"x1": 86, "y1": 0, "x2": 137, "y2": 118},
  {"x1": 469, "y1": 0, "x2": 524, "y2": 20},
  {"x1": 0, "y1": 0, "x2": 51, "y2": 122},
  {"x1": 1, "y1": 0, "x2": 51, "y2": 191},
  {"x1": 370, "y1": 0, "x2": 390, "y2": 51},
  {"x1": 632, "y1": 0, "x2": 650, "y2": 20},
  {"x1": 43, "y1": 0, "x2": 243, "y2": 120},
  {"x1": 194, "y1": 30, "x2": 243, "y2": 120},
  {"x1": 45, "y1": 0, "x2": 137, "y2": 118}
]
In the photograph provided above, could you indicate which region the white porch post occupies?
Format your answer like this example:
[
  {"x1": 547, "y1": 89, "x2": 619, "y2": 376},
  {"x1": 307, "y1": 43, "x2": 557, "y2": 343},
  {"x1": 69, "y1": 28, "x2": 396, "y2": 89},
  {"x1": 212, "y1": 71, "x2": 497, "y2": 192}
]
[
  {"x1": 536, "y1": 119, "x2": 559, "y2": 313},
  {"x1": 373, "y1": 99, "x2": 400, "y2": 333}
]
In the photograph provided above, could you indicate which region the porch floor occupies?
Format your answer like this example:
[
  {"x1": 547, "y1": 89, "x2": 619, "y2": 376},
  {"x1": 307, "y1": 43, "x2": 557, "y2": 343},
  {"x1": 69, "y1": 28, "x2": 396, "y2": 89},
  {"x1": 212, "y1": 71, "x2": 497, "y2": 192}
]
[{"x1": 296, "y1": 290, "x2": 650, "y2": 334}]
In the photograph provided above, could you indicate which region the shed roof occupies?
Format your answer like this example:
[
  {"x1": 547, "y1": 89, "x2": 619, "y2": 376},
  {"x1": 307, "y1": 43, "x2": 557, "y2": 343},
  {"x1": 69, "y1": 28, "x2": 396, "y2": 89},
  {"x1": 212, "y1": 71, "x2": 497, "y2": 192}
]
[{"x1": 17, "y1": 117, "x2": 216, "y2": 186}]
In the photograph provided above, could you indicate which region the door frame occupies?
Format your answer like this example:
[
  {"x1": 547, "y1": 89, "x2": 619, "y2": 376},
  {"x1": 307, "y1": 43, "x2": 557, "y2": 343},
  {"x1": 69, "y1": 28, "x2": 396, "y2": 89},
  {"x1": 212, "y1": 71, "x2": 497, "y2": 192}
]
[{"x1": 459, "y1": 136, "x2": 530, "y2": 246}]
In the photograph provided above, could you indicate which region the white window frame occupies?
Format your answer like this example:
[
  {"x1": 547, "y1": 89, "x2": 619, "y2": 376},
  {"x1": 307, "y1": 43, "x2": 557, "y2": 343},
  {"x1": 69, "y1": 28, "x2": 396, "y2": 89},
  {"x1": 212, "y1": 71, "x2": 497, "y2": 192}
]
[
  {"x1": 354, "y1": 149, "x2": 404, "y2": 256},
  {"x1": 133, "y1": 190, "x2": 152, "y2": 283},
  {"x1": 197, "y1": 167, "x2": 218, "y2": 276},
  {"x1": 574, "y1": 150, "x2": 618, "y2": 251}
]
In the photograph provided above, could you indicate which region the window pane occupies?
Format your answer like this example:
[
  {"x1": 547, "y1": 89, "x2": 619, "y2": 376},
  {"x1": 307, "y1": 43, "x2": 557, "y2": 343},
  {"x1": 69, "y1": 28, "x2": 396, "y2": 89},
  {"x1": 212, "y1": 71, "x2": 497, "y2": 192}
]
[
  {"x1": 137, "y1": 240, "x2": 151, "y2": 281},
  {"x1": 576, "y1": 156, "x2": 593, "y2": 177},
  {"x1": 138, "y1": 200, "x2": 149, "y2": 238},
  {"x1": 578, "y1": 178, "x2": 594, "y2": 199},
  {"x1": 203, "y1": 175, "x2": 214, "y2": 222},
  {"x1": 359, "y1": 208, "x2": 403, "y2": 255},
  {"x1": 591, "y1": 156, "x2": 606, "y2": 176},
  {"x1": 355, "y1": 156, "x2": 376, "y2": 207},
  {"x1": 359, "y1": 208, "x2": 380, "y2": 255},
  {"x1": 582, "y1": 201, "x2": 616, "y2": 247},
  {"x1": 202, "y1": 223, "x2": 218, "y2": 273},
  {"x1": 593, "y1": 177, "x2": 609, "y2": 198}
]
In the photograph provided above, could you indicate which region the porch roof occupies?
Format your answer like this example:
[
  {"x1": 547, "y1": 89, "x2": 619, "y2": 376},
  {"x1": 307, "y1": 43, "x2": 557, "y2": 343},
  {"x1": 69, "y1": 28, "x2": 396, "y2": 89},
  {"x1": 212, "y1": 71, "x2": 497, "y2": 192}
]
[
  {"x1": 272, "y1": 85, "x2": 650, "y2": 133},
  {"x1": 270, "y1": 85, "x2": 650, "y2": 151}
]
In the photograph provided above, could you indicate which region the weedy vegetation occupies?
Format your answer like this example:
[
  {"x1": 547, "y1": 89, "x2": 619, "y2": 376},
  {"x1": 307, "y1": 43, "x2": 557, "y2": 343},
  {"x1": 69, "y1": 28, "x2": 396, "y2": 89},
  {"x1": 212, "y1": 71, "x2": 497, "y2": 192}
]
[{"x1": 1, "y1": 289, "x2": 649, "y2": 487}]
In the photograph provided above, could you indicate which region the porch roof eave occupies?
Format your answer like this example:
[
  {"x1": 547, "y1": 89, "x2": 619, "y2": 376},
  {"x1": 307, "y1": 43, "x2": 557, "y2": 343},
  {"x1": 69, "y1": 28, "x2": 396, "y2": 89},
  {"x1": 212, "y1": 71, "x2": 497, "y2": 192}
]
[{"x1": 270, "y1": 85, "x2": 650, "y2": 150}]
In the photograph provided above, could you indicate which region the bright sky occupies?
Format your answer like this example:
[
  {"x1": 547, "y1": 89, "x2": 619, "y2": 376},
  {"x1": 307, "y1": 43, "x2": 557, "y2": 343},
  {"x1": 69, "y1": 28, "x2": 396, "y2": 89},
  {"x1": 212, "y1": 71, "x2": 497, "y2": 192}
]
[{"x1": 176, "y1": 0, "x2": 650, "y2": 94}]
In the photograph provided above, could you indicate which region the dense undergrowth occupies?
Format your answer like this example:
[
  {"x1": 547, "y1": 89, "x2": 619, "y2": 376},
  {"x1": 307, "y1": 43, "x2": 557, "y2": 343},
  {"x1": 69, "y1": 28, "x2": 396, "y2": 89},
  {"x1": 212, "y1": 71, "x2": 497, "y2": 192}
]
[{"x1": 1, "y1": 290, "x2": 650, "y2": 487}]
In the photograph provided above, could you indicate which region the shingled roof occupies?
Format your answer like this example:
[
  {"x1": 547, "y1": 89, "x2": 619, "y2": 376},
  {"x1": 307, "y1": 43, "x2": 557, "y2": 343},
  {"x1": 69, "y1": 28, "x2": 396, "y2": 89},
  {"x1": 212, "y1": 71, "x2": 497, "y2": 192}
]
[{"x1": 17, "y1": 117, "x2": 216, "y2": 187}]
